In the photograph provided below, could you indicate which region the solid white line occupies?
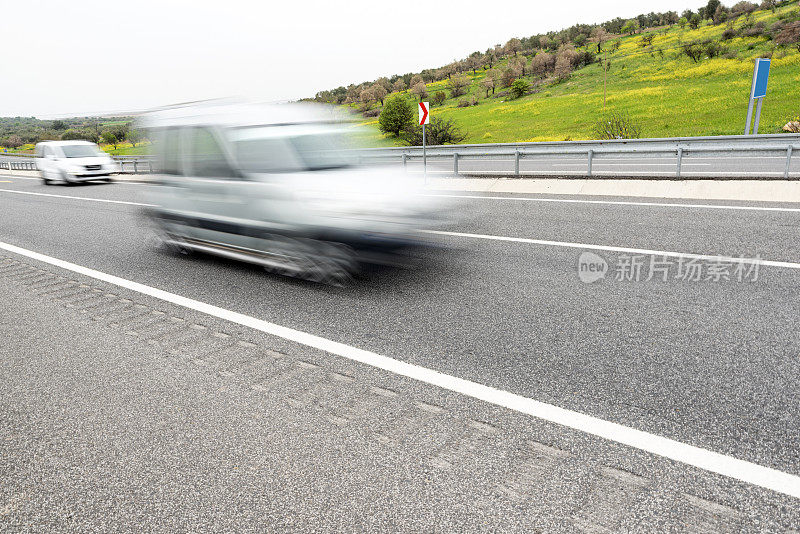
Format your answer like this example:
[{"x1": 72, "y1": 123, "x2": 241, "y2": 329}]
[
  {"x1": 1, "y1": 240, "x2": 799, "y2": 498},
  {"x1": 0, "y1": 188, "x2": 153, "y2": 207},
  {"x1": 424, "y1": 230, "x2": 800, "y2": 270},
  {"x1": 552, "y1": 163, "x2": 713, "y2": 167},
  {"x1": 427, "y1": 194, "x2": 800, "y2": 213}
]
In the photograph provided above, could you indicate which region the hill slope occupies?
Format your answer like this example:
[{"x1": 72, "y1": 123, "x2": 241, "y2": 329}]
[{"x1": 345, "y1": 1, "x2": 800, "y2": 145}]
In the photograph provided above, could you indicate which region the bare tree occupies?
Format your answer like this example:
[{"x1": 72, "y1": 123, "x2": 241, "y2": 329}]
[
  {"x1": 481, "y1": 73, "x2": 496, "y2": 97},
  {"x1": 371, "y1": 83, "x2": 388, "y2": 105},
  {"x1": 392, "y1": 78, "x2": 407, "y2": 93},
  {"x1": 590, "y1": 27, "x2": 609, "y2": 53},
  {"x1": 410, "y1": 74, "x2": 424, "y2": 87},
  {"x1": 375, "y1": 77, "x2": 392, "y2": 92},
  {"x1": 504, "y1": 37, "x2": 522, "y2": 57},
  {"x1": 530, "y1": 51, "x2": 555, "y2": 77},
  {"x1": 359, "y1": 88, "x2": 375, "y2": 108},
  {"x1": 509, "y1": 56, "x2": 526, "y2": 77},
  {"x1": 447, "y1": 73, "x2": 470, "y2": 98},
  {"x1": 554, "y1": 47, "x2": 579, "y2": 80},
  {"x1": 410, "y1": 82, "x2": 428, "y2": 102}
]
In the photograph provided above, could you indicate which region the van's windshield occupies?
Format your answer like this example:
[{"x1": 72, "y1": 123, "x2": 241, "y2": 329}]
[
  {"x1": 230, "y1": 125, "x2": 357, "y2": 173},
  {"x1": 61, "y1": 145, "x2": 105, "y2": 158}
]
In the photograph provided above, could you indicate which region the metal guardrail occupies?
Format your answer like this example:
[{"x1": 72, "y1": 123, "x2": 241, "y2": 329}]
[
  {"x1": 2, "y1": 134, "x2": 799, "y2": 178},
  {"x1": 359, "y1": 133, "x2": 800, "y2": 179}
]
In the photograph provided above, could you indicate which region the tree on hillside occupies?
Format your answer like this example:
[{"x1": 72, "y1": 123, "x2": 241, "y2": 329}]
[
  {"x1": 504, "y1": 38, "x2": 522, "y2": 57},
  {"x1": 101, "y1": 131, "x2": 119, "y2": 150},
  {"x1": 590, "y1": 27, "x2": 609, "y2": 53},
  {"x1": 371, "y1": 83, "x2": 388, "y2": 105},
  {"x1": 360, "y1": 88, "x2": 375, "y2": 108},
  {"x1": 509, "y1": 55, "x2": 527, "y2": 77},
  {"x1": 760, "y1": 0, "x2": 777, "y2": 13},
  {"x1": 3, "y1": 135, "x2": 23, "y2": 148},
  {"x1": 127, "y1": 129, "x2": 144, "y2": 148},
  {"x1": 621, "y1": 19, "x2": 639, "y2": 34},
  {"x1": 481, "y1": 72, "x2": 496, "y2": 97},
  {"x1": 375, "y1": 77, "x2": 392, "y2": 92},
  {"x1": 410, "y1": 82, "x2": 428, "y2": 102},
  {"x1": 704, "y1": 0, "x2": 721, "y2": 19},
  {"x1": 51, "y1": 120, "x2": 67, "y2": 131},
  {"x1": 61, "y1": 129, "x2": 99, "y2": 143},
  {"x1": 378, "y1": 94, "x2": 413, "y2": 137},
  {"x1": 432, "y1": 91, "x2": 446, "y2": 106},
  {"x1": 554, "y1": 47, "x2": 579, "y2": 80},
  {"x1": 410, "y1": 74, "x2": 424, "y2": 87},
  {"x1": 447, "y1": 73, "x2": 470, "y2": 98},
  {"x1": 482, "y1": 49, "x2": 497, "y2": 69},
  {"x1": 531, "y1": 51, "x2": 555, "y2": 78},
  {"x1": 731, "y1": 1, "x2": 758, "y2": 18},
  {"x1": 689, "y1": 13, "x2": 702, "y2": 29},
  {"x1": 678, "y1": 16, "x2": 688, "y2": 28},
  {"x1": 392, "y1": 78, "x2": 407, "y2": 93},
  {"x1": 713, "y1": 4, "x2": 730, "y2": 24}
]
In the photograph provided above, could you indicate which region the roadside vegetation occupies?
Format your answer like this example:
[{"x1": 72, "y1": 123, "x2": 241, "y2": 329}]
[
  {"x1": 313, "y1": 0, "x2": 800, "y2": 145},
  {"x1": 0, "y1": 116, "x2": 148, "y2": 155}
]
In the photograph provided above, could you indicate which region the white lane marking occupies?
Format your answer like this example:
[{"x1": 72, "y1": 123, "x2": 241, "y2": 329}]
[
  {"x1": 427, "y1": 194, "x2": 800, "y2": 213},
  {"x1": 0, "y1": 188, "x2": 154, "y2": 207},
  {"x1": 1, "y1": 240, "x2": 799, "y2": 499},
  {"x1": 552, "y1": 163, "x2": 712, "y2": 167},
  {"x1": 424, "y1": 230, "x2": 800, "y2": 270}
]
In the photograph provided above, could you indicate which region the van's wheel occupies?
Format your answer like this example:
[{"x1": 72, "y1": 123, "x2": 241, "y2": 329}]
[
  {"x1": 41, "y1": 171, "x2": 52, "y2": 185},
  {"x1": 103, "y1": 177, "x2": 114, "y2": 183}
]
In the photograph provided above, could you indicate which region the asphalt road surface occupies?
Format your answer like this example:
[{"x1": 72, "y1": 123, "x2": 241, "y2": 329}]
[{"x1": 1, "y1": 174, "x2": 799, "y2": 531}]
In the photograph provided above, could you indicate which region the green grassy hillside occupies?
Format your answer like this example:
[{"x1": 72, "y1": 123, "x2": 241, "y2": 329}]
[{"x1": 351, "y1": 1, "x2": 800, "y2": 145}]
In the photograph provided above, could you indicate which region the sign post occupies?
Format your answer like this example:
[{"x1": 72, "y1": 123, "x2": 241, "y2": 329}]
[
  {"x1": 745, "y1": 58, "x2": 770, "y2": 135},
  {"x1": 418, "y1": 102, "x2": 429, "y2": 181}
]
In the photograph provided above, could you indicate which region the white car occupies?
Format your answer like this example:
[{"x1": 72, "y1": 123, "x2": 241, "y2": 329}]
[{"x1": 34, "y1": 141, "x2": 119, "y2": 185}]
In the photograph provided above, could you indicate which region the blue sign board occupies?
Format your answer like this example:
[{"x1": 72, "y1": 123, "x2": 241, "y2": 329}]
[{"x1": 751, "y1": 58, "x2": 770, "y2": 99}]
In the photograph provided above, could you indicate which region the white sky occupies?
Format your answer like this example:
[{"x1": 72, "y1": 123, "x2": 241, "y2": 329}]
[{"x1": 2, "y1": 0, "x2": 701, "y2": 118}]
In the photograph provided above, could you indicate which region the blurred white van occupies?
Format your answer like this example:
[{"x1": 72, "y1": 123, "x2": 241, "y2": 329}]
[{"x1": 34, "y1": 141, "x2": 119, "y2": 185}]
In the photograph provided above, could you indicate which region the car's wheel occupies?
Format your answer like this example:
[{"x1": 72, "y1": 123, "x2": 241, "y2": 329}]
[{"x1": 103, "y1": 177, "x2": 114, "y2": 183}]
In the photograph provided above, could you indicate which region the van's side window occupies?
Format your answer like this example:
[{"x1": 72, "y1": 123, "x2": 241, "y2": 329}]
[
  {"x1": 187, "y1": 127, "x2": 237, "y2": 179},
  {"x1": 161, "y1": 129, "x2": 180, "y2": 175}
]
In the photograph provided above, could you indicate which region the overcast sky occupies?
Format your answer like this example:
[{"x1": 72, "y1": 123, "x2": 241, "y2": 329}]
[{"x1": 2, "y1": 0, "x2": 701, "y2": 118}]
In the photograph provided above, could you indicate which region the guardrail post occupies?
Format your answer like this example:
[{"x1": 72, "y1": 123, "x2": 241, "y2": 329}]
[
  {"x1": 148, "y1": 161, "x2": 153, "y2": 173},
  {"x1": 514, "y1": 150, "x2": 520, "y2": 176},
  {"x1": 133, "y1": 160, "x2": 138, "y2": 173},
  {"x1": 453, "y1": 153, "x2": 459, "y2": 176},
  {"x1": 402, "y1": 153, "x2": 407, "y2": 169},
  {"x1": 786, "y1": 146, "x2": 793, "y2": 180},
  {"x1": 676, "y1": 147, "x2": 683, "y2": 178},
  {"x1": 587, "y1": 149, "x2": 593, "y2": 177}
]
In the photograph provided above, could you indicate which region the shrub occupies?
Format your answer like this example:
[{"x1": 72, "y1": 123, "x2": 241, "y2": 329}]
[
  {"x1": 743, "y1": 21, "x2": 767, "y2": 37},
  {"x1": 721, "y1": 25, "x2": 738, "y2": 39},
  {"x1": 593, "y1": 112, "x2": 642, "y2": 140},
  {"x1": 400, "y1": 116, "x2": 467, "y2": 146},
  {"x1": 61, "y1": 129, "x2": 99, "y2": 143},
  {"x1": 457, "y1": 99, "x2": 471, "y2": 108},
  {"x1": 432, "y1": 91, "x2": 446, "y2": 106},
  {"x1": 362, "y1": 108, "x2": 381, "y2": 118},
  {"x1": 776, "y1": 20, "x2": 800, "y2": 50},
  {"x1": 530, "y1": 52, "x2": 555, "y2": 77},
  {"x1": 510, "y1": 79, "x2": 530, "y2": 99},
  {"x1": 377, "y1": 94, "x2": 413, "y2": 137}
]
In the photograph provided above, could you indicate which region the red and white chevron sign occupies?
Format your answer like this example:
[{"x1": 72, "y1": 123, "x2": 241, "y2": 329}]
[{"x1": 418, "y1": 102, "x2": 429, "y2": 125}]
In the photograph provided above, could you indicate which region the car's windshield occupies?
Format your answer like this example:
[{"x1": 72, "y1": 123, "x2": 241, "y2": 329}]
[
  {"x1": 230, "y1": 125, "x2": 357, "y2": 173},
  {"x1": 60, "y1": 144, "x2": 104, "y2": 158}
]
